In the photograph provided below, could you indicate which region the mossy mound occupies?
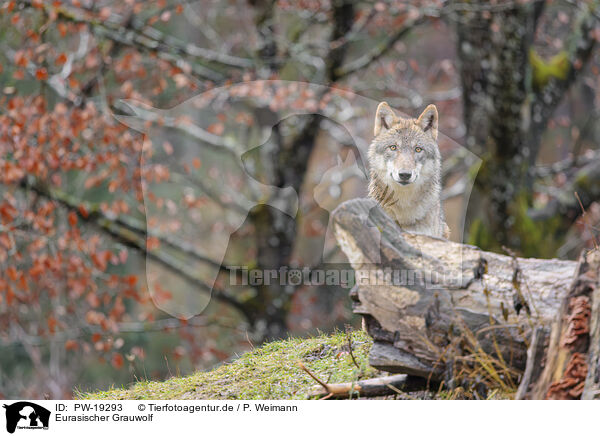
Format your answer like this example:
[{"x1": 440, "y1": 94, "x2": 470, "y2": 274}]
[{"x1": 79, "y1": 330, "x2": 384, "y2": 400}]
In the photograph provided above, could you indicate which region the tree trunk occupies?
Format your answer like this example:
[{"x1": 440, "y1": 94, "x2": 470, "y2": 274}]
[
  {"x1": 451, "y1": 0, "x2": 597, "y2": 256},
  {"x1": 452, "y1": 0, "x2": 542, "y2": 253},
  {"x1": 519, "y1": 249, "x2": 600, "y2": 399},
  {"x1": 243, "y1": 0, "x2": 355, "y2": 340}
]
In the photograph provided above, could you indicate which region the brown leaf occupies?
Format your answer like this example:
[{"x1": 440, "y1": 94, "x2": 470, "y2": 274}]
[{"x1": 111, "y1": 352, "x2": 124, "y2": 369}]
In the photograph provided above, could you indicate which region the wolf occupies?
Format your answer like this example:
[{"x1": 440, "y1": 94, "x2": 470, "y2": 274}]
[{"x1": 367, "y1": 102, "x2": 449, "y2": 238}]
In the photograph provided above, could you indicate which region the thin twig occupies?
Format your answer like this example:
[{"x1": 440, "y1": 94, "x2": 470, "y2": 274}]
[
  {"x1": 345, "y1": 326, "x2": 360, "y2": 370},
  {"x1": 502, "y1": 246, "x2": 539, "y2": 321},
  {"x1": 575, "y1": 191, "x2": 599, "y2": 250},
  {"x1": 298, "y1": 362, "x2": 330, "y2": 391}
]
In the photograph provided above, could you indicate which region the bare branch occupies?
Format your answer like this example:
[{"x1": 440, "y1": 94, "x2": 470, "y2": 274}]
[
  {"x1": 530, "y1": 158, "x2": 600, "y2": 222},
  {"x1": 22, "y1": 180, "x2": 251, "y2": 320},
  {"x1": 532, "y1": 149, "x2": 600, "y2": 178},
  {"x1": 111, "y1": 100, "x2": 239, "y2": 153},
  {"x1": 530, "y1": 1, "x2": 599, "y2": 138},
  {"x1": 2, "y1": 315, "x2": 244, "y2": 347},
  {"x1": 16, "y1": 0, "x2": 254, "y2": 81},
  {"x1": 334, "y1": 13, "x2": 427, "y2": 79}
]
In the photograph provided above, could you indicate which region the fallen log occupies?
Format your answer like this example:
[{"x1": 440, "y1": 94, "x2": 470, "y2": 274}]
[
  {"x1": 332, "y1": 198, "x2": 579, "y2": 387},
  {"x1": 307, "y1": 374, "x2": 420, "y2": 399}
]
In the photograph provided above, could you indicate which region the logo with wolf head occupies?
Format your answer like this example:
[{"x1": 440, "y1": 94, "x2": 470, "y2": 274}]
[{"x1": 3, "y1": 402, "x2": 50, "y2": 434}]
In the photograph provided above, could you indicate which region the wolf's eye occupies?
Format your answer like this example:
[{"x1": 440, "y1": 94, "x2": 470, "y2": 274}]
[
  {"x1": 415, "y1": 146, "x2": 423, "y2": 153},
  {"x1": 389, "y1": 145, "x2": 397, "y2": 151}
]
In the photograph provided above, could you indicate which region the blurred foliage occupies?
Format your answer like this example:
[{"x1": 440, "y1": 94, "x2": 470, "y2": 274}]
[{"x1": 0, "y1": 0, "x2": 598, "y2": 399}]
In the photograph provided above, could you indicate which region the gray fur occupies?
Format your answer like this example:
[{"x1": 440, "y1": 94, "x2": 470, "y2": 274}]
[{"x1": 368, "y1": 102, "x2": 449, "y2": 238}]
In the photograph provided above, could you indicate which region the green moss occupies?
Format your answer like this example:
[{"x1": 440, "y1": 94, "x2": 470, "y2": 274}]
[
  {"x1": 78, "y1": 330, "x2": 379, "y2": 400},
  {"x1": 510, "y1": 193, "x2": 564, "y2": 258},
  {"x1": 529, "y1": 49, "x2": 569, "y2": 89},
  {"x1": 468, "y1": 192, "x2": 566, "y2": 258},
  {"x1": 575, "y1": 169, "x2": 592, "y2": 190},
  {"x1": 467, "y1": 218, "x2": 496, "y2": 251}
]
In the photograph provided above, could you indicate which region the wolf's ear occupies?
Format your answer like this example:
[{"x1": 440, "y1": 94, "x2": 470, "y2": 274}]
[
  {"x1": 416, "y1": 104, "x2": 438, "y2": 140},
  {"x1": 374, "y1": 102, "x2": 397, "y2": 136}
]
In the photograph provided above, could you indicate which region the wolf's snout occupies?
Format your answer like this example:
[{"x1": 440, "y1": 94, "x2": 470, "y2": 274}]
[
  {"x1": 398, "y1": 172, "x2": 412, "y2": 182},
  {"x1": 391, "y1": 170, "x2": 414, "y2": 185}
]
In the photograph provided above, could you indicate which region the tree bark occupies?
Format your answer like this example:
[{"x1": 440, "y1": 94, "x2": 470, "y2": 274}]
[
  {"x1": 450, "y1": 0, "x2": 598, "y2": 255},
  {"x1": 452, "y1": 0, "x2": 540, "y2": 251},
  {"x1": 521, "y1": 250, "x2": 600, "y2": 399},
  {"x1": 244, "y1": 0, "x2": 355, "y2": 339}
]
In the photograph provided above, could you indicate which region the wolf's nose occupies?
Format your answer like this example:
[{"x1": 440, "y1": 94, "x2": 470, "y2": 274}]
[{"x1": 398, "y1": 172, "x2": 412, "y2": 182}]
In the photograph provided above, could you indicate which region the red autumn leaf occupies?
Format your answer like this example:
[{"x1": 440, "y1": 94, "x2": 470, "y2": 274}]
[
  {"x1": 173, "y1": 346, "x2": 186, "y2": 360},
  {"x1": 86, "y1": 292, "x2": 100, "y2": 308},
  {"x1": 146, "y1": 237, "x2": 160, "y2": 250},
  {"x1": 7, "y1": 266, "x2": 18, "y2": 281},
  {"x1": 56, "y1": 53, "x2": 68, "y2": 65},
  {"x1": 207, "y1": 122, "x2": 224, "y2": 135},
  {"x1": 91, "y1": 333, "x2": 102, "y2": 343},
  {"x1": 78, "y1": 204, "x2": 89, "y2": 218},
  {"x1": 68, "y1": 211, "x2": 78, "y2": 227},
  {"x1": 162, "y1": 141, "x2": 173, "y2": 155},
  {"x1": 6, "y1": 286, "x2": 14, "y2": 305},
  {"x1": 91, "y1": 252, "x2": 107, "y2": 271},
  {"x1": 153, "y1": 284, "x2": 172, "y2": 304},
  {"x1": 0, "y1": 234, "x2": 10, "y2": 250},
  {"x1": 192, "y1": 158, "x2": 201, "y2": 169},
  {"x1": 26, "y1": 29, "x2": 40, "y2": 42},
  {"x1": 35, "y1": 68, "x2": 48, "y2": 81},
  {"x1": 65, "y1": 340, "x2": 79, "y2": 351},
  {"x1": 111, "y1": 352, "x2": 124, "y2": 369},
  {"x1": 99, "y1": 7, "x2": 111, "y2": 20},
  {"x1": 29, "y1": 263, "x2": 45, "y2": 277},
  {"x1": 58, "y1": 22, "x2": 67, "y2": 37},
  {"x1": 48, "y1": 316, "x2": 58, "y2": 334},
  {"x1": 14, "y1": 50, "x2": 27, "y2": 67},
  {"x1": 118, "y1": 249, "x2": 128, "y2": 264},
  {"x1": 18, "y1": 275, "x2": 28, "y2": 291}
]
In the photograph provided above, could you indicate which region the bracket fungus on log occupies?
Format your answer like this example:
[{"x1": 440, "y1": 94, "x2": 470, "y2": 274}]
[{"x1": 521, "y1": 250, "x2": 600, "y2": 399}]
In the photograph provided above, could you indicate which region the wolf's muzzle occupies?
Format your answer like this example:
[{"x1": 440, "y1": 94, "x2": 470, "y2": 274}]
[
  {"x1": 398, "y1": 172, "x2": 411, "y2": 182},
  {"x1": 391, "y1": 170, "x2": 415, "y2": 185}
]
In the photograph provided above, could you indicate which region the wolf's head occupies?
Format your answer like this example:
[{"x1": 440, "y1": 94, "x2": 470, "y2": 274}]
[{"x1": 368, "y1": 102, "x2": 440, "y2": 186}]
